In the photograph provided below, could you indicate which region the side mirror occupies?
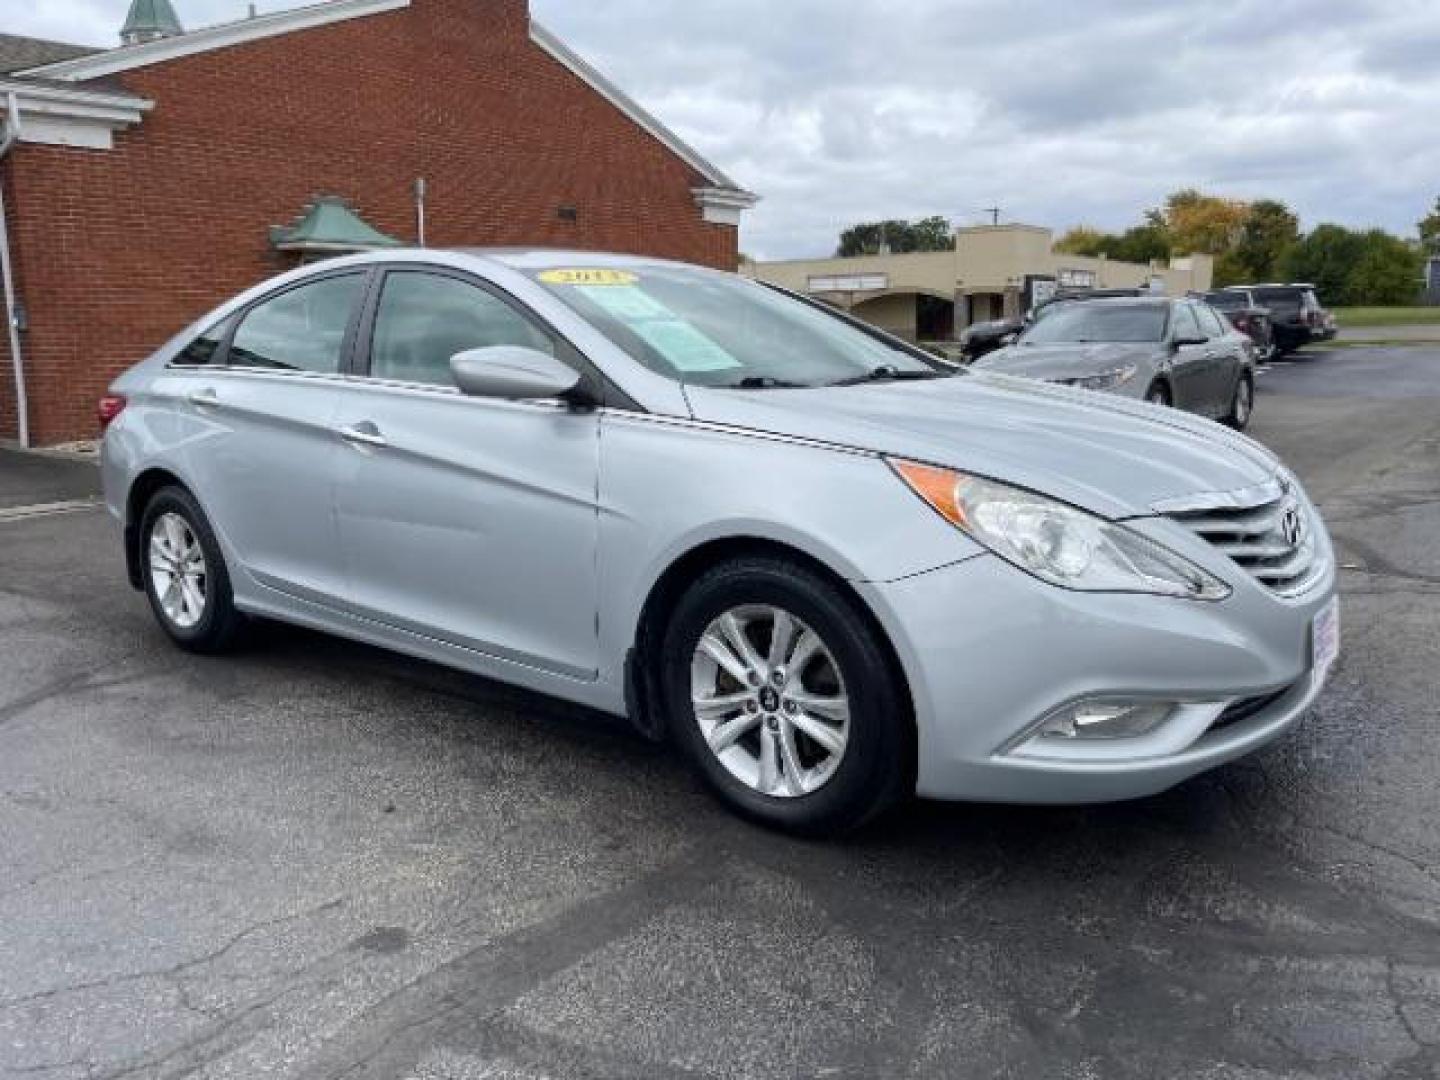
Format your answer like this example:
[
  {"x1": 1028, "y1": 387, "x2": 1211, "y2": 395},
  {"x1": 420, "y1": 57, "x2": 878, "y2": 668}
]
[
  {"x1": 1172, "y1": 334, "x2": 1208, "y2": 348},
  {"x1": 450, "y1": 346, "x2": 583, "y2": 402}
]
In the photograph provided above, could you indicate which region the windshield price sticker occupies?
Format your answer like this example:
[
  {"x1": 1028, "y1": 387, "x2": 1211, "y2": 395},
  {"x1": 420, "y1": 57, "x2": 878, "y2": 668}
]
[{"x1": 538, "y1": 269, "x2": 639, "y2": 287}]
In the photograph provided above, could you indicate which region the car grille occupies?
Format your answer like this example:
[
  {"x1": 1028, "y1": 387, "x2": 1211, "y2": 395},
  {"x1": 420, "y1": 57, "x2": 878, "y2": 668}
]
[{"x1": 1163, "y1": 478, "x2": 1323, "y2": 597}]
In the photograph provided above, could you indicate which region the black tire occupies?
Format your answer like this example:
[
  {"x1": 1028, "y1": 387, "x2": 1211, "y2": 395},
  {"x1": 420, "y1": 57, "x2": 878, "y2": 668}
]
[
  {"x1": 1144, "y1": 381, "x2": 1172, "y2": 407},
  {"x1": 138, "y1": 486, "x2": 246, "y2": 653},
  {"x1": 659, "y1": 556, "x2": 910, "y2": 836},
  {"x1": 1224, "y1": 372, "x2": 1255, "y2": 431}
]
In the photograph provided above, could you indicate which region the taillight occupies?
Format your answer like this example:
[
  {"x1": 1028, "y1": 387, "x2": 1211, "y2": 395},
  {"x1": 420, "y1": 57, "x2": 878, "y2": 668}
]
[{"x1": 97, "y1": 394, "x2": 127, "y2": 432}]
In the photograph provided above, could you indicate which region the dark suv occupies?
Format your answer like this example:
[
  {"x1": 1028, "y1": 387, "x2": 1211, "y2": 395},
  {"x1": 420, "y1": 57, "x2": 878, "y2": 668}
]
[
  {"x1": 1204, "y1": 289, "x2": 1275, "y2": 361},
  {"x1": 1227, "y1": 285, "x2": 1336, "y2": 356}
]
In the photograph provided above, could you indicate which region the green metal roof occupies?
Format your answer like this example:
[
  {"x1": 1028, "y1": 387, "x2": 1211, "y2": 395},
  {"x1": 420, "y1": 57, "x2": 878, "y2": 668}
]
[
  {"x1": 269, "y1": 196, "x2": 402, "y2": 253},
  {"x1": 121, "y1": 0, "x2": 183, "y2": 41}
]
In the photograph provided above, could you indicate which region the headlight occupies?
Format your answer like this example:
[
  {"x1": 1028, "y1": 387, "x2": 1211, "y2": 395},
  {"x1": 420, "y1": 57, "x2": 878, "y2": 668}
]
[
  {"x1": 1059, "y1": 365, "x2": 1137, "y2": 391},
  {"x1": 891, "y1": 462, "x2": 1230, "y2": 600}
]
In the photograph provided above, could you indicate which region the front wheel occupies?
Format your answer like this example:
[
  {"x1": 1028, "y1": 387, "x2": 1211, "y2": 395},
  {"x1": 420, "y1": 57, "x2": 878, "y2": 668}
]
[
  {"x1": 1145, "y1": 382, "x2": 1172, "y2": 407},
  {"x1": 1225, "y1": 373, "x2": 1255, "y2": 430},
  {"x1": 139, "y1": 486, "x2": 246, "y2": 653},
  {"x1": 660, "y1": 557, "x2": 910, "y2": 836}
]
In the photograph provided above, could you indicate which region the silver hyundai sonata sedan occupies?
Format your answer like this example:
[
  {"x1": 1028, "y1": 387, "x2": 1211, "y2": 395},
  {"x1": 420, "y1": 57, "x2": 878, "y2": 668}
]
[{"x1": 100, "y1": 250, "x2": 1339, "y2": 835}]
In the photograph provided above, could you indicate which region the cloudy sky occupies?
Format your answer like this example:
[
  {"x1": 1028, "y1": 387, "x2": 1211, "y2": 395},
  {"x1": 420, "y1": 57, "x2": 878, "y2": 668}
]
[{"x1": 12, "y1": 0, "x2": 1440, "y2": 259}]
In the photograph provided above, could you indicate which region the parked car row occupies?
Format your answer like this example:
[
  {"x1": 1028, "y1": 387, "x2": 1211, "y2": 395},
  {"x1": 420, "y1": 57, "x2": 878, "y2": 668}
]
[{"x1": 1203, "y1": 284, "x2": 1336, "y2": 358}]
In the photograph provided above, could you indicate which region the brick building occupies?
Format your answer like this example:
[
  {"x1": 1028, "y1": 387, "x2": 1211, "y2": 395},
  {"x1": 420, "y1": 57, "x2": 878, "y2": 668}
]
[{"x1": 0, "y1": 0, "x2": 757, "y2": 445}]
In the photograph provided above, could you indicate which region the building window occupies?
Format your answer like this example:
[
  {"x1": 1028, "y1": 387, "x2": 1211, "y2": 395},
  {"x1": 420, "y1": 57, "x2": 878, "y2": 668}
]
[
  {"x1": 808, "y1": 273, "x2": 889, "y2": 293},
  {"x1": 1057, "y1": 269, "x2": 1097, "y2": 289}
]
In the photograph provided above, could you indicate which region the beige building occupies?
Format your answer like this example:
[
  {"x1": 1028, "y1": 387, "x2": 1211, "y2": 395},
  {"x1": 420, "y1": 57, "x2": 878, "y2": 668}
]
[{"x1": 752, "y1": 224, "x2": 1214, "y2": 342}]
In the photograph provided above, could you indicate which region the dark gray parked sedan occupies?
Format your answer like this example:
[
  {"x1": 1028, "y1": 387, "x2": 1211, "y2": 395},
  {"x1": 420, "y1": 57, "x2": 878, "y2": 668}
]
[{"x1": 974, "y1": 297, "x2": 1257, "y2": 429}]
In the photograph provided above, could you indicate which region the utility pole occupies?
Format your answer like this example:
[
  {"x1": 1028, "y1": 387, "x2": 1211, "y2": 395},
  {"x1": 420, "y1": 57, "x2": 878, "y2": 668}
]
[{"x1": 983, "y1": 207, "x2": 1001, "y2": 226}]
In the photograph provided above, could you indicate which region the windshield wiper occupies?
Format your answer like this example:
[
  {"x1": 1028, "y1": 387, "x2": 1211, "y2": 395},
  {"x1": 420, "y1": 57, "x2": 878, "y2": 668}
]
[
  {"x1": 825, "y1": 365, "x2": 949, "y2": 388},
  {"x1": 716, "y1": 376, "x2": 809, "y2": 390}
]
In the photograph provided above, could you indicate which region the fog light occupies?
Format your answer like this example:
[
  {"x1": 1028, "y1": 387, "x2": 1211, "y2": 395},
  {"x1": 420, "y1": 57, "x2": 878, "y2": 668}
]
[{"x1": 1038, "y1": 700, "x2": 1174, "y2": 741}]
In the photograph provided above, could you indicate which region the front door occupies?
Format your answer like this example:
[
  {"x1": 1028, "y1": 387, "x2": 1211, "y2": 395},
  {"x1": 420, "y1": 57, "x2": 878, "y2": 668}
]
[
  {"x1": 330, "y1": 267, "x2": 601, "y2": 678},
  {"x1": 1167, "y1": 303, "x2": 1214, "y2": 412}
]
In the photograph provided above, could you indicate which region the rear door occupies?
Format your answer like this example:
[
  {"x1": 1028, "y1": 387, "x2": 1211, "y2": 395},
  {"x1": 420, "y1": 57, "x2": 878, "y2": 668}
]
[
  {"x1": 329, "y1": 266, "x2": 601, "y2": 678},
  {"x1": 163, "y1": 270, "x2": 367, "y2": 604}
]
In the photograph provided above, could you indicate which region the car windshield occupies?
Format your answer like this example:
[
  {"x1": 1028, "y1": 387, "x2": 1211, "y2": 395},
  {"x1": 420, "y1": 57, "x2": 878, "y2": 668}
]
[
  {"x1": 1018, "y1": 304, "x2": 1168, "y2": 345},
  {"x1": 531, "y1": 264, "x2": 945, "y2": 388}
]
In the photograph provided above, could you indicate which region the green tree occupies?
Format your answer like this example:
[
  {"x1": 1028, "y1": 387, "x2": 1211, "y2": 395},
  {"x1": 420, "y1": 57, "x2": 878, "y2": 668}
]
[
  {"x1": 1054, "y1": 226, "x2": 1115, "y2": 256},
  {"x1": 1109, "y1": 223, "x2": 1171, "y2": 264},
  {"x1": 1419, "y1": 197, "x2": 1440, "y2": 256},
  {"x1": 909, "y1": 215, "x2": 954, "y2": 252},
  {"x1": 1212, "y1": 250, "x2": 1251, "y2": 288},
  {"x1": 1346, "y1": 230, "x2": 1422, "y2": 305},
  {"x1": 836, "y1": 217, "x2": 953, "y2": 257},
  {"x1": 1234, "y1": 199, "x2": 1300, "y2": 281},
  {"x1": 1280, "y1": 224, "x2": 1365, "y2": 305}
]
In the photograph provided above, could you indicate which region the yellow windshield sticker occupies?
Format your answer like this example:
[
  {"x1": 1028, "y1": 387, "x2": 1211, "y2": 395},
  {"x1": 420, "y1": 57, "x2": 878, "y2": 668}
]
[{"x1": 538, "y1": 269, "x2": 639, "y2": 287}]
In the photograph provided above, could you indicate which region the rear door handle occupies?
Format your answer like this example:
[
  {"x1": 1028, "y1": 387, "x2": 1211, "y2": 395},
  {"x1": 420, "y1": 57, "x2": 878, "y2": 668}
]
[
  {"x1": 188, "y1": 389, "x2": 220, "y2": 408},
  {"x1": 337, "y1": 423, "x2": 388, "y2": 449}
]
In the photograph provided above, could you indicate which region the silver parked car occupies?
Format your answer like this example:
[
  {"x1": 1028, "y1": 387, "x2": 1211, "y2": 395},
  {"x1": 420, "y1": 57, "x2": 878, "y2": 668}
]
[
  {"x1": 101, "y1": 251, "x2": 1338, "y2": 835},
  {"x1": 974, "y1": 297, "x2": 1257, "y2": 428}
]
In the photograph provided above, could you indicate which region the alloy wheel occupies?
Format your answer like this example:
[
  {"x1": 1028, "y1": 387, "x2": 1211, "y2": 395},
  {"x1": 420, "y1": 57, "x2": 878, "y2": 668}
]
[
  {"x1": 148, "y1": 512, "x2": 207, "y2": 629},
  {"x1": 690, "y1": 605, "x2": 850, "y2": 798}
]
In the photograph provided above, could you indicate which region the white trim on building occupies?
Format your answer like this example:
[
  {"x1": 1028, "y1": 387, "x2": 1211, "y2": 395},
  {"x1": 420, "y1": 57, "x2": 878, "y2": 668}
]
[
  {"x1": 530, "y1": 22, "x2": 757, "y2": 210},
  {"x1": 0, "y1": 78, "x2": 152, "y2": 150},
  {"x1": 18, "y1": 0, "x2": 411, "y2": 81}
]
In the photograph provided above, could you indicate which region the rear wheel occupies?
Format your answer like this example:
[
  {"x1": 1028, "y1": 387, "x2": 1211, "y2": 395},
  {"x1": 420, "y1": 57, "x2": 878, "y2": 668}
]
[
  {"x1": 660, "y1": 556, "x2": 910, "y2": 836},
  {"x1": 1145, "y1": 382, "x2": 1172, "y2": 407},
  {"x1": 139, "y1": 487, "x2": 245, "y2": 653},
  {"x1": 1225, "y1": 373, "x2": 1255, "y2": 430}
]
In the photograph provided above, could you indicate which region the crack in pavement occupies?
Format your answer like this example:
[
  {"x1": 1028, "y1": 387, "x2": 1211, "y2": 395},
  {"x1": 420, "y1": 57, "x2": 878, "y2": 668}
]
[
  {"x1": 302, "y1": 844, "x2": 721, "y2": 1080},
  {"x1": 0, "y1": 896, "x2": 349, "y2": 1014}
]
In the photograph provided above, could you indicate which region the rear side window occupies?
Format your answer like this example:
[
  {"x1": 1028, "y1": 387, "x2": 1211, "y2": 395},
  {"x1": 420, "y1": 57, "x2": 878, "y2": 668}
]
[
  {"x1": 1254, "y1": 288, "x2": 1303, "y2": 309},
  {"x1": 172, "y1": 316, "x2": 233, "y2": 366},
  {"x1": 368, "y1": 271, "x2": 555, "y2": 388},
  {"x1": 228, "y1": 274, "x2": 365, "y2": 374}
]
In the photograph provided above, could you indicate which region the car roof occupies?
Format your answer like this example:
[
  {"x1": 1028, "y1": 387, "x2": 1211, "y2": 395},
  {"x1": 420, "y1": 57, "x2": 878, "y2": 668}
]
[
  {"x1": 1052, "y1": 295, "x2": 1174, "y2": 307},
  {"x1": 458, "y1": 248, "x2": 715, "y2": 273}
]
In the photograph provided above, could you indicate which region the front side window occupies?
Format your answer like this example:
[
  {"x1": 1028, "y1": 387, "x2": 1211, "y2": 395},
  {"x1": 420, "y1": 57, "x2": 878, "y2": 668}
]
[
  {"x1": 368, "y1": 272, "x2": 555, "y2": 387},
  {"x1": 228, "y1": 274, "x2": 364, "y2": 374},
  {"x1": 532, "y1": 264, "x2": 942, "y2": 388},
  {"x1": 1170, "y1": 304, "x2": 1203, "y2": 341},
  {"x1": 1018, "y1": 304, "x2": 1169, "y2": 345},
  {"x1": 1196, "y1": 305, "x2": 1228, "y2": 338}
]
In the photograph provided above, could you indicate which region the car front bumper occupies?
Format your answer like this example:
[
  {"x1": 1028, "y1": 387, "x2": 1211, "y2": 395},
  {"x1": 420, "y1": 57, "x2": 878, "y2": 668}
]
[{"x1": 857, "y1": 539, "x2": 1338, "y2": 804}]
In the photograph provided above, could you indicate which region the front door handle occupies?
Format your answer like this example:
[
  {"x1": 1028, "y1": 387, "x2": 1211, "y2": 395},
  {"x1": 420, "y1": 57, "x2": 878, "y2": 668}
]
[
  {"x1": 337, "y1": 422, "x2": 388, "y2": 449},
  {"x1": 188, "y1": 389, "x2": 220, "y2": 408}
]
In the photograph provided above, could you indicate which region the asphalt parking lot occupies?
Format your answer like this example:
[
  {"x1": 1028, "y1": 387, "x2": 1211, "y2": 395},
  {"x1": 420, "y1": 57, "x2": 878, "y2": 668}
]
[{"x1": 2, "y1": 345, "x2": 1438, "y2": 1080}]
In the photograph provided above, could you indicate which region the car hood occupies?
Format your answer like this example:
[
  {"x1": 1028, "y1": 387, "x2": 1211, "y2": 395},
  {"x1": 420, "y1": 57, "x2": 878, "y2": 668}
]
[
  {"x1": 683, "y1": 372, "x2": 1279, "y2": 519},
  {"x1": 973, "y1": 341, "x2": 1160, "y2": 380}
]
